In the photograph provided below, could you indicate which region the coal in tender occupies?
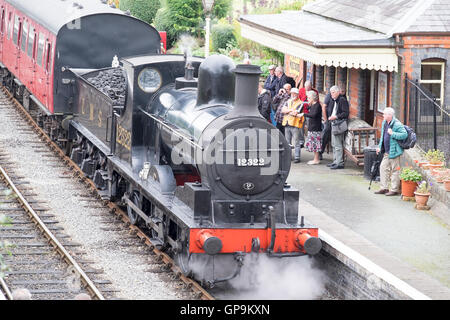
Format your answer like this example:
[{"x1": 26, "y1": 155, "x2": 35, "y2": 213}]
[{"x1": 87, "y1": 68, "x2": 127, "y2": 106}]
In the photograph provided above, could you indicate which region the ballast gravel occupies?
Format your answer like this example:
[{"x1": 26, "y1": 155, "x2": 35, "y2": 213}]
[{"x1": 0, "y1": 100, "x2": 187, "y2": 300}]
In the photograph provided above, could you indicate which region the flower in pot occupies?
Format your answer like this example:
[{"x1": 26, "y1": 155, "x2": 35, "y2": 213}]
[
  {"x1": 414, "y1": 180, "x2": 432, "y2": 206},
  {"x1": 424, "y1": 149, "x2": 445, "y2": 169},
  {"x1": 399, "y1": 167, "x2": 422, "y2": 197}
]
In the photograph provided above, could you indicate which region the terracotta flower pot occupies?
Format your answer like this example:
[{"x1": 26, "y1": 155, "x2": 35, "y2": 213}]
[
  {"x1": 427, "y1": 162, "x2": 444, "y2": 170},
  {"x1": 431, "y1": 168, "x2": 447, "y2": 176},
  {"x1": 401, "y1": 180, "x2": 418, "y2": 197},
  {"x1": 414, "y1": 192, "x2": 430, "y2": 206},
  {"x1": 444, "y1": 180, "x2": 450, "y2": 192},
  {"x1": 418, "y1": 161, "x2": 428, "y2": 168}
]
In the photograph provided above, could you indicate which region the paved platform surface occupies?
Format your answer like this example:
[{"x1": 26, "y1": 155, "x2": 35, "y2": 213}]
[{"x1": 286, "y1": 149, "x2": 450, "y2": 299}]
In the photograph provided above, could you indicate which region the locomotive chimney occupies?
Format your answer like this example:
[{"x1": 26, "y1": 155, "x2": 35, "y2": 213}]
[{"x1": 226, "y1": 64, "x2": 262, "y2": 119}]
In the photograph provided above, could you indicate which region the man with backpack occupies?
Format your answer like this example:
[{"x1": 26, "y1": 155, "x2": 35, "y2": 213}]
[{"x1": 374, "y1": 107, "x2": 408, "y2": 196}]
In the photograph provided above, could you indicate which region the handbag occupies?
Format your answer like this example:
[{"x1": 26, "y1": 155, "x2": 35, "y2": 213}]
[{"x1": 331, "y1": 118, "x2": 348, "y2": 135}]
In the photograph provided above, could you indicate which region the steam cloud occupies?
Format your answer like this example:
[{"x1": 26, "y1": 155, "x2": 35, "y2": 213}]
[{"x1": 218, "y1": 254, "x2": 326, "y2": 300}]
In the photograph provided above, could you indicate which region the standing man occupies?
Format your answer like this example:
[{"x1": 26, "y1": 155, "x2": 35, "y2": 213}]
[
  {"x1": 264, "y1": 65, "x2": 278, "y2": 126},
  {"x1": 273, "y1": 83, "x2": 292, "y2": 135},
  {"x1": 281, "y1": 87, "x2": 305, "y2": 163},
  {"x1": 319, "y1": 86, "x2": 347, "y2": 160},
  {"x1": 274, "y1": 66, "x2": 288, "y2": 98},
  {"x1": 374, "y1": 107, "x2": 408, "y2": 196},
  {"x1": 326, "y1": 85, "x2": 349, "y2": 169},
  {"x1": 264, "y1": 65, "x2": 278, "y2": 98}
]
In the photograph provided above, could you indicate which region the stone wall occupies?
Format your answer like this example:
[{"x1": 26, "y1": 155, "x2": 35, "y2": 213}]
[{"x1": 314, "y1": 241, "x2": 411, "y2": 300}]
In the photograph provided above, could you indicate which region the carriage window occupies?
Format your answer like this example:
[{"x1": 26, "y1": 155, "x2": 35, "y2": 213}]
[
  {"x1": 12, "y1": 15, "x2": 20, "y2": 45},
  {"x1": 45, "y1": 42, "x2": 52, "y2": 72},
  {"x1": 1, "y1": 9, "x2": 5, "y2": 34},
  {"x1": 21, "y1": 21, "x2": 28, "y2": 52},
  {"x1": 36, "y1": 33, "x2": 45, "y2": 67},
  {"x1": 7, "y1": 12, "x2": 11, "y2": 40},
  {"x1": 27, "y1": 29, "x2": 35, "y2": 58}
]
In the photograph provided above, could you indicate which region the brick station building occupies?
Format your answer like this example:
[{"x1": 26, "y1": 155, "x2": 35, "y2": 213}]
[{"x1": 239, "y1": 0, "x2": 449, "y2": 147}]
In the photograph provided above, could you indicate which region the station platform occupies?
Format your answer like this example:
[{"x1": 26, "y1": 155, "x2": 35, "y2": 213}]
[{"x1": 286, "y1": 148, "x2": 450, "y2": 299}]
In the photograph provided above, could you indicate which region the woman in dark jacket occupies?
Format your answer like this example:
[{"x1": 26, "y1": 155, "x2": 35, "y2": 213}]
[{"x1": 303, "y1": 91, "x2": 323, "y2": 164}]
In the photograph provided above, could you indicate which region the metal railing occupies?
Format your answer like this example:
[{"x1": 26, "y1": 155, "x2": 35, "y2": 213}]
[{"x1": 404, "y1": 76, "x2": 450, "y2": 165}]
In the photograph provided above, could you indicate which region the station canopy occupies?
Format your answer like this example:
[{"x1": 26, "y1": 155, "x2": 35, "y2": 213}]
[
  {"x1": 240, "y1": 10, "x2": 399, "y2": 72},
  {"x1": 239, "y1": 0, "x2": 448, "y2": 73}
]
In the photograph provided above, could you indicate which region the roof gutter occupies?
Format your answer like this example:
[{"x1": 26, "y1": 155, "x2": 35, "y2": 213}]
[{"x1": 240, "y1": 17, "x2": 396, "y2": 49}]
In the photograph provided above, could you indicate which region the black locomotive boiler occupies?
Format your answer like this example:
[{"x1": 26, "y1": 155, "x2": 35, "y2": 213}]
[{"x1": 64, "y1": 52, "x2": 322, "y2": 285}]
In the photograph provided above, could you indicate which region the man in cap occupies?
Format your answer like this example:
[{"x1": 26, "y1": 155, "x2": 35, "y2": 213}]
[{"x1": 264, "y1": 65, "x2": 278, "y2": 98}]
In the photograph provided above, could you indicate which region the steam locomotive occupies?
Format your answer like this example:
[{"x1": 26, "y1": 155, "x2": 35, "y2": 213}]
[{"x1": 0, "y1": 0, "x2": 321, "y2": 286}]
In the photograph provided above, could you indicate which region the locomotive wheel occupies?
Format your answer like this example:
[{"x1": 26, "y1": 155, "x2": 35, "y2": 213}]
[
  {"x1": 175, "y1": 242, "x2": 193, "y2": 277},
  {"x1": 127, "y1": 191, "x2": 143, "y2": 225}
]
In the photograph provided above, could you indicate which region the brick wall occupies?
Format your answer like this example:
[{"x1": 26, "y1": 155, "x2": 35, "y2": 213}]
[
  {"x1": 348, "y1": 68, "x2": 359, "y2": 119},
  {"x1": 400, "y1": 35, "x2": 450, "y2": 112}
]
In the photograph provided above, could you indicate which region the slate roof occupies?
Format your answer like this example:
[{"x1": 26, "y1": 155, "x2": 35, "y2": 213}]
[
  {"x1": 302, "y1": 0, "x2": 421, "y2": 35},
  {"x1": 405, "y1": 0, "x2": 450, "y2": 33},
  {"x1": 240, "y1": 0, "x2": 449, "y2": 49},
  {"x1": 240, "y1": 10, "x2": 394, "y2": 47},
  {"x1": 302, "y1": 0, "x2": 450, "y2": 35}
]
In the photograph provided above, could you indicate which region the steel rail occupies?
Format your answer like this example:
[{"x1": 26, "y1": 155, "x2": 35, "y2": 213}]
[
  {"x1": 0, "y1": 277, "x2": 13, "y2": 300},
  {"x1": 0, "y1": 86, "x2": 214, "y2": 300},
  {"x1": 0, "y1": 165, "x2": 106, "y2": 300}
]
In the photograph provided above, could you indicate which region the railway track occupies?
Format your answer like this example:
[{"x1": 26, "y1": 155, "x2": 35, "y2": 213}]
[
  {"x1": 0, "y1": 164, "x2": 108, "y2": 300},
  {"x1": 0, "y1": 86, "x2": 214, "y2": 300}
]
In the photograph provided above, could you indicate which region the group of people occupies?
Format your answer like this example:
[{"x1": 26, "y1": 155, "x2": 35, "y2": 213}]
[
  {"x1": 257, "y1": 64, "x2": 408, "y2": 196},
  {"x1": 258, "y1": 64, "x2": 349, "y2": 168}
]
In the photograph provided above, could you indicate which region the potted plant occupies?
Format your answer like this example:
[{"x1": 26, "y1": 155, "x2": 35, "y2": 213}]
[
  {"x1": 431, "y1": 166, "x2": 448, "y2": 177},
  {"x1": 424, "y1": 149, "x2": 445, "y2": 169},
  {"x1": 414, "y1": 180, "x2": 432, "y2": 206},
  {"x1": 399, "y1": 167, "x2": 422, "y2": 197}
]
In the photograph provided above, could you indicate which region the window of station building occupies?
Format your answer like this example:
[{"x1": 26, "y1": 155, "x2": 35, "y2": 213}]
[
  {"x1": 36, "y1": 33, "x2": 45, "y2": 67},
  {"x1": 27, "y1": 29, "x2": 35, "y2": 58},
  {"x1": 21, "y1": 20, "x2": 28, "y2": 52},
  {"x1": 420, "y1": 60, "x2": 445, "y2": 107}
]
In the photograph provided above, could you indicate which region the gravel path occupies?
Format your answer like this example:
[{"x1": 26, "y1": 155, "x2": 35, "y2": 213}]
[{"x1": 0, "y1": 96, "x2": 189, "y2": 299}]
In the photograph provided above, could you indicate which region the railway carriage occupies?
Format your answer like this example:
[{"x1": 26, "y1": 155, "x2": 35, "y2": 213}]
[{"x1": 0, "y1": 0, "x2": 322, "y2": 286}]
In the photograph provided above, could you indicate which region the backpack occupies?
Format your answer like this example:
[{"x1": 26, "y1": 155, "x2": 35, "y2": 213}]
[{"x1": 396, "y1": 125, "x2": 417, "y2": 150}]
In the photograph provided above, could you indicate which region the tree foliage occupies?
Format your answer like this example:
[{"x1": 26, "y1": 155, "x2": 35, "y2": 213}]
[
  {"x1": 211, "y1": 24, "x2": 236, "y2": 52},
  {"x1": 155, "y1": 0, "x2": 232, "y2": 48},
  {"x1": 119, "y1": 0, "x2": 161, "y2": 25}
]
